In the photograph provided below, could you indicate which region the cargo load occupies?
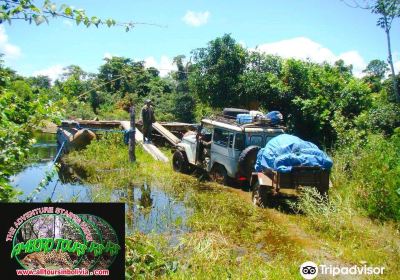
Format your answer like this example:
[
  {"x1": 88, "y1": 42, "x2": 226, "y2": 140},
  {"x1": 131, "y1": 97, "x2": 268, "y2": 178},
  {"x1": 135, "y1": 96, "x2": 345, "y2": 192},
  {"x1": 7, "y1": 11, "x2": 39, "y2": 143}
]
[{"x1": 254, "y1": 134, "x2": 333, "y2": 173}]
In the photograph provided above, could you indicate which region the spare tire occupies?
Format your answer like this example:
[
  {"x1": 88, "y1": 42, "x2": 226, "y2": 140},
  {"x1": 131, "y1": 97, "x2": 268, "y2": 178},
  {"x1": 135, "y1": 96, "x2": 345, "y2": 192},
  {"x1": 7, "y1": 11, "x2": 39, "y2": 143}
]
[
  {"x1": 238, "y1": 145, "x2": 261, "y2": 179},
  {"x1": 223, "y1": 108, "x2": 250, "y2": 118}
]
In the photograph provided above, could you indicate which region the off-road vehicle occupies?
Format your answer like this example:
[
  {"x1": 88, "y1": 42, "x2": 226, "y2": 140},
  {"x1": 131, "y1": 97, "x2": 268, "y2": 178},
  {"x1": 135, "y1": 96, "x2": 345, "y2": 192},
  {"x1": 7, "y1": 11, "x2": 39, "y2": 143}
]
[{"x1": 172, "y1": 109, "x2": 285, "y2": 184}]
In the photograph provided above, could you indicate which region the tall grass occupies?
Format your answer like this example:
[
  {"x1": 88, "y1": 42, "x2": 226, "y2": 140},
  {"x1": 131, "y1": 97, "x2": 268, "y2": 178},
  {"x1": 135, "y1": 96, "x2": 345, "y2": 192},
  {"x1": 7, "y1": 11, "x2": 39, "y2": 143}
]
[
  {"x1": 292, "y1": 132, "x2": 400, "y2": 276},
  {"x1": 66, "y1": 133, "x2": 400, "y2": 279},
  {"x1": 332, "y1": 131, "x2": 400, "y2": 222},
  {"x1": 66, "y1": 135, "x2": 306, "y2": 279}
]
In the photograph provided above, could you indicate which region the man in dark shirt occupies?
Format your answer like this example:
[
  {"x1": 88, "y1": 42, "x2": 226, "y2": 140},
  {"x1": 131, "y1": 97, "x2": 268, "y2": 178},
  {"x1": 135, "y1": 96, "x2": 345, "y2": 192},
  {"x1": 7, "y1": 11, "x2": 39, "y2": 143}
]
[{"x1": 141, "y1": 99, "x2": 155, "y2": 143}]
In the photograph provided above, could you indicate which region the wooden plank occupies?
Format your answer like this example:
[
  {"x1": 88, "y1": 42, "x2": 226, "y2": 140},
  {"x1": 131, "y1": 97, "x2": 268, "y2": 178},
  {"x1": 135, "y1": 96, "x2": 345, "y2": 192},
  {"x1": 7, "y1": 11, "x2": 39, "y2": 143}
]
[
  {"x1": 152, "y1": 122, "x2": 181, "y2": 146},
  {"x1": 120, "y1": 121, "x2": 168, "y2": 162}
]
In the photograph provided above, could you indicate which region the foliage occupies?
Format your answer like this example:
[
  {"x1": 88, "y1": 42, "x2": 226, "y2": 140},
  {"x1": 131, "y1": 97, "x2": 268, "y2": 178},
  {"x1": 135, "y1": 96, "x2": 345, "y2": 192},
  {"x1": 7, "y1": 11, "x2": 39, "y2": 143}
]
[
  {"x1": 67, "y1": 138, "x2": 304, "y2": 279},
  {"x1": 334, "y1": 131, "x2": 400, "y2": 221},
  {"x1": 363, "y1": 59, "x2": 389, "y2": 80},
  {"x1": 372, "y1": 0, "x2": 400, "y2": 101},
  {"x1": 190, "y1": 34, "x2": 247, "y2": 108},
  {"x1": 125, "y1": 233, "x2": 178, "y2": 279},
  {"x1": 290, "y1": 188, "x2": 356, "y2": 239},
  {"x1": 172, "y1": 94, "x2": 196, "y2": 123},
  {"x1": 0, "y1": 60, "x2": 60, "y2": 201},
  {"x1": 0, "y1": 0, "x2": 138, "y2": 31},
  {"x1": 172, "y1": 55, "x2": 190, "y2": 94},
  {"x1": 356, "y1": 94, "x2": 400, "y2": 135},
  {"x1": 189, "y1": 35, "x2": 373, "y2": 145}
]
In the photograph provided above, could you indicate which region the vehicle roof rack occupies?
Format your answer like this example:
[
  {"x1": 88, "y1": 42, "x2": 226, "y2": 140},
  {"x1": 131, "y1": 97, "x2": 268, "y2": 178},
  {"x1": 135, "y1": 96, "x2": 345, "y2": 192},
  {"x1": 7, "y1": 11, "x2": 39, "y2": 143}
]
[{"x1": 206, "y1": 114, "x2": 284, "y2": 129}]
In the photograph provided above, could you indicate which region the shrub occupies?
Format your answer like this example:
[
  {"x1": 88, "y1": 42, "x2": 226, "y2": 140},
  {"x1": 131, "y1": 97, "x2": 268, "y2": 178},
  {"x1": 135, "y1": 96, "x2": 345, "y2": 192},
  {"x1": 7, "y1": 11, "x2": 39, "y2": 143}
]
[{"x1": 333, "y1": 131, "x2": 400, "y2": 222}]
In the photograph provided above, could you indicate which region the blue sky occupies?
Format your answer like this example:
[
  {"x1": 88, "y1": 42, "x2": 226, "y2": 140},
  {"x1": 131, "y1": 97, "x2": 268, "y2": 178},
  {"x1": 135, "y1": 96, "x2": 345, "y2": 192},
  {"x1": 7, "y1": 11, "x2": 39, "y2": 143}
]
[{"x1": 1, "y1": 0, "x2": 399, "y2": 80}]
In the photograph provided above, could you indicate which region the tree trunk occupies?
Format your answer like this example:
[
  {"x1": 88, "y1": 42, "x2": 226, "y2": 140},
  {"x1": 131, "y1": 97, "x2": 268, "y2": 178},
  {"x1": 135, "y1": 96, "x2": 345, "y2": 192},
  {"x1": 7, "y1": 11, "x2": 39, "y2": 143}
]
[
  {"x1": 385, "y1": 26, "x2": 400, "y2": 102},
  {"x1": 129, "y1": 106, "x2": 136, "y2": 162}
]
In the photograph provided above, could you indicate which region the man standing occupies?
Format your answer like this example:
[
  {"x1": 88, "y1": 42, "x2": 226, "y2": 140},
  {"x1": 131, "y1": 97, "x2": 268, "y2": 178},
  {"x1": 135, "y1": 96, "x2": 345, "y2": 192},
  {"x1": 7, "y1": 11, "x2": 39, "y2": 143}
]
[{"x1": 141, "y1": 99, "x2": 155, "y2": 143}]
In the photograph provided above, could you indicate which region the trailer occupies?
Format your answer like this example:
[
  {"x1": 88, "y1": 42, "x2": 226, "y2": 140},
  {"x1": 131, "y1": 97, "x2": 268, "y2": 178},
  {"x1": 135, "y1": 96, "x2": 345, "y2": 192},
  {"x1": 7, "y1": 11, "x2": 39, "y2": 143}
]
[{"x1": 250, "y1": 166, "x2": 330, "y2": 207}]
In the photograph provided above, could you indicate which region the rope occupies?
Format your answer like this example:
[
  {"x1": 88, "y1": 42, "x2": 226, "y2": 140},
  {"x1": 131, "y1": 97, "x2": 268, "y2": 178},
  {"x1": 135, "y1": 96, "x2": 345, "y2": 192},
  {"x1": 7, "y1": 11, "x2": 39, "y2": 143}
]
[
  {"x1": 24, "y1": 140, "x2": 67, "y2": 202},
  {"x1": 50, "y1": 179, "x2": 60, "y2": 201},
  {"x1": 53, "y1": 140, "x2": 66, "y2": 163}
]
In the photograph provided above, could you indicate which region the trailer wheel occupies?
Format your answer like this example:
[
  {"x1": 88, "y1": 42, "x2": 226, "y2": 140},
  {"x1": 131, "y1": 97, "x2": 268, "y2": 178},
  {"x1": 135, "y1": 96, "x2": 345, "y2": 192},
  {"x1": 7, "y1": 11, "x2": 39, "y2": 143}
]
[
  {"x1": 210, "y1": 164, "x2": 229, "y2": 185},
  {"x1": 251, "y1": 181, "x2": 269, "y2": 208},
  {"x1": 172, "y1": 150, "x2": 189, "y2": 174}
]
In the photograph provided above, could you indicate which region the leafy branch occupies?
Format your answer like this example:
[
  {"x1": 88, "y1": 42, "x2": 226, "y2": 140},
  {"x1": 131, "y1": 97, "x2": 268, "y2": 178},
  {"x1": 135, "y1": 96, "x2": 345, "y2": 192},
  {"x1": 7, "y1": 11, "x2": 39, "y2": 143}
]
[
  {"x1": 0, "y1": 0, "x2": 165, "y2": 31},
  {"x1": 341, "y1": 0, "x2": 400, "y2": 102}
]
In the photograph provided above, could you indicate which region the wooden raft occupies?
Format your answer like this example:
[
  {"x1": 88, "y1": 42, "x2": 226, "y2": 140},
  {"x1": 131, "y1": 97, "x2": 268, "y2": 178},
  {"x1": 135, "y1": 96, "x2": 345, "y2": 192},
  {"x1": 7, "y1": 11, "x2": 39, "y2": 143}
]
[{"x1": 120, "y1": 121, "x2": 169, "y2": 162}]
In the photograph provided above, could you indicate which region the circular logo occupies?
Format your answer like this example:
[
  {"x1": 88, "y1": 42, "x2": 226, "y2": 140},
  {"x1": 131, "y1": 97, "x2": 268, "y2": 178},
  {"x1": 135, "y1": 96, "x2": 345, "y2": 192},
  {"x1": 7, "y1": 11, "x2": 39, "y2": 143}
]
[{"x1": 300, "y1": 261, "x2": 318, "y2": 279}]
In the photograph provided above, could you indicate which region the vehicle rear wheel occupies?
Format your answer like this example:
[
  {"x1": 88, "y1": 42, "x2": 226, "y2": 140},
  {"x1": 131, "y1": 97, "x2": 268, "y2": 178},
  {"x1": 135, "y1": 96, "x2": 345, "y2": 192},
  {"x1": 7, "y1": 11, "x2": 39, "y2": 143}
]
[
  {"x1": 251, "y1": 181, "x2": 269, "y2": 208},
  {"x1": 210, "y1": 164, "x2": 229, "y2": 185},
  {"x1": 172, "y1": 150, "x2": 189, "y2": 173}
]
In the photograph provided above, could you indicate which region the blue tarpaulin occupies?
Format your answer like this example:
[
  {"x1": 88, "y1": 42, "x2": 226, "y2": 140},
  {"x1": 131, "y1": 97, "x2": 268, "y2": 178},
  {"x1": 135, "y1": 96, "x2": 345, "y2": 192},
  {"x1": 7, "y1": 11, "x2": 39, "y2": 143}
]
[{"x1": 254, "y1": 134, "x2": 333, "y2": 173}]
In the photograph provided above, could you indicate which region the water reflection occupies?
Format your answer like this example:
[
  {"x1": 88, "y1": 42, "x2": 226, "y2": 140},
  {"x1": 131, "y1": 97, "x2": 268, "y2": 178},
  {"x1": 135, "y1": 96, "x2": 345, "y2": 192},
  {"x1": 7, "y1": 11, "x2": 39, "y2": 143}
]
[
  {"x1": 10, "y1": 161, "x2": 92, "y2": 202},
  {"x1": 10, "y1": 132, "x2": 92, "y2": 202},
  {"x1": 114, "y1": 183, "x2": 191, "y2": 235},
  {"x1": 30, "y1": 131, "x2": 58, "y2": 160},
  {"x1": 11, "y1": 132, "x2": 192, "y2": 235}
]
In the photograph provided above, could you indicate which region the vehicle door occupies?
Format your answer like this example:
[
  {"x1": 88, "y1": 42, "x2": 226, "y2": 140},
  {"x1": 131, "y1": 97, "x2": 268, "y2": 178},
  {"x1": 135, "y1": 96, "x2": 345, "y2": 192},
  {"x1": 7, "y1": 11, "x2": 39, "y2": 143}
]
[{"x1": 210, "y1": 128, "x2": 235, "y2": 176}]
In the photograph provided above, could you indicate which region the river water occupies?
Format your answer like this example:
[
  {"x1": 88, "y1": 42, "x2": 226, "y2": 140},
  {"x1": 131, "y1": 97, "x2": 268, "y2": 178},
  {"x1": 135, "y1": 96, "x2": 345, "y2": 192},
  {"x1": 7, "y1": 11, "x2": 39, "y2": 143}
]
[{"x1": 9, "y1": 132, "x2": 191, "y2": 235}]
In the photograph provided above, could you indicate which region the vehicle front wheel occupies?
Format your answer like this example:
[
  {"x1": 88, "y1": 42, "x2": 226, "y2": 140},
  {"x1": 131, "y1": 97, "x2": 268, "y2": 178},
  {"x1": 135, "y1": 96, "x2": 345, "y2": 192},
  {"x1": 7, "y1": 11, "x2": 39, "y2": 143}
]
[{"x1": 172, "y1": 150, "x2": 189, "y2": 173}]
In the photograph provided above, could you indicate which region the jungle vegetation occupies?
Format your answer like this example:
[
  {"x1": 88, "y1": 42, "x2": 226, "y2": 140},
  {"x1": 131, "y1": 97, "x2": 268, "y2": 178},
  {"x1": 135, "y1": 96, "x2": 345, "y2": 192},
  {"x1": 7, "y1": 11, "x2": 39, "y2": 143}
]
[
  {"x1": 1, "y1": 1, "x2": 399, "y2": 278},
  {"x1": 1, "y1": 33, "x2": 400, "y2": 222}
]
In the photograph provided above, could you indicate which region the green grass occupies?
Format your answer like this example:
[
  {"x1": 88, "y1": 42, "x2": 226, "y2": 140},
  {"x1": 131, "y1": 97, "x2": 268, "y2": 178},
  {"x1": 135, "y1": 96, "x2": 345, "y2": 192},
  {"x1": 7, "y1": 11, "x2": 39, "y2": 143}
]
[{"x1": 65, "y1": 135, "x2": 400, "y2": 279}]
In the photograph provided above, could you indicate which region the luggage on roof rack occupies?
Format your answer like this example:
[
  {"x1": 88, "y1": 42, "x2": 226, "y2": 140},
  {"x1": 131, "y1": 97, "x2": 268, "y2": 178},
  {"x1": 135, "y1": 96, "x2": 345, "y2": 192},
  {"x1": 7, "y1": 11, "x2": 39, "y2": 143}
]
[{"x1": 236, "y1": 114, "x2": 253, "y2": 124}]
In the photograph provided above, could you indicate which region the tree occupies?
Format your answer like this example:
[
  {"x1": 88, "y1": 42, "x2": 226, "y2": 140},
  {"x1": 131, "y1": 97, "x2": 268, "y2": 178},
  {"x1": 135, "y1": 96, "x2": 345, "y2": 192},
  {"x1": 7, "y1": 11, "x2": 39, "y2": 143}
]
[
  {"x1": 372, "y1": 0, "x2": 400, "y2": 101},
  {"x1": 341, "y1": 0, "x2": 400, "y2": 101},
  {"x1": 0, "y1": 0, "x2": 160, "y2": 31},
  {"x1": 27, "y1": 75, "x2": 51, "y2": 89},
  {"x1": 98, "y1": 57, "x2": 136, "y2": 96},
  {"x1": 362, "y1": 59, "x2": 389, "y2": 92},
  {"x1": 363, "y1": 59, "x2": 389, "y2": 79},
  {"x1": 172, "y1": 55, "x2": 190, "y2": 94},
  {"x1": 0, "y1": 61, "x2": 60, "y2": 201},
  {"x1": 173, "y1": 94, "x2": 196, "y2": 123},
  {"x1": 61, "y1": 65, "x2": 87, "y2": 81},
  {"x1": 189, "y1": 34, "x2": 247, "y2": 107}
]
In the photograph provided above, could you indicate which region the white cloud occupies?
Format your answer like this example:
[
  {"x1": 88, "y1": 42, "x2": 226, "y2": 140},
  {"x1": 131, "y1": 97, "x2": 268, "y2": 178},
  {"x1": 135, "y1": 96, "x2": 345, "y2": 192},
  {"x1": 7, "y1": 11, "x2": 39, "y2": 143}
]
[
  {"x1": 338, "y1": 51, "x2": 367, "y2": 77},
  {"x1": 32, "y1": 65, "x2": 66, "y2": 83},
  {"x1": 144, "y1": 55, "x2": 177, "y2": 77},
  {"x1": 182, "y1": 10, "x2": 210, "y2": 27},
  {"x1": 255, "y1": 37, "x2": 367, "y2": 77},
  {"x1": 63, "y1": 20, "x2": 73, "y2": 27},
  {"x1": 238, "y1": 40, "x2": 247, "y2": 48},
  {"x1": 103, "y1": 52, "x2": 115, "y2": 59},
  {"x1": 0, "y1": 26, "x2": 21, "y2": 60},
  {"x1": 395, "y1": 61, "x2": 400, "y2": 73}
]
